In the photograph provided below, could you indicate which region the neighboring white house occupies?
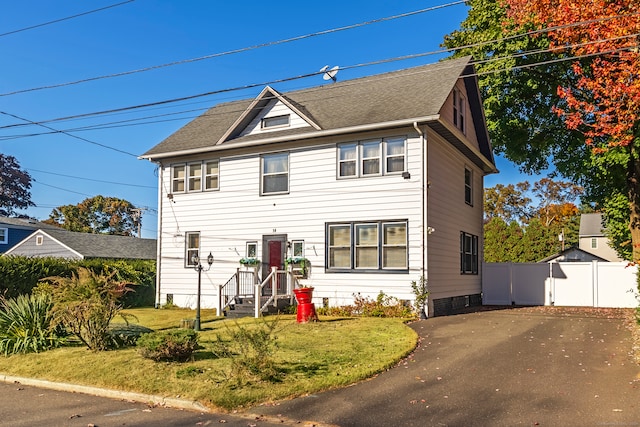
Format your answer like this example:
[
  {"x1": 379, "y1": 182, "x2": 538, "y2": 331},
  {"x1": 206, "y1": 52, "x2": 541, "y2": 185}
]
[
  {"x1": 141, "y1": 57, "x2": 497, "y2": 317},
  {"x1": 578, "y1": 212, "x2": 624, "y2": 262}
]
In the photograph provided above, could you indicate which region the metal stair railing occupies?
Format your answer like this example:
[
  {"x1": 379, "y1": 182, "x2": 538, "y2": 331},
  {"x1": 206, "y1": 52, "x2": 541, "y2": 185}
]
[{"x1": 216, "y1": 268, "x2": 260, "y2": 315}]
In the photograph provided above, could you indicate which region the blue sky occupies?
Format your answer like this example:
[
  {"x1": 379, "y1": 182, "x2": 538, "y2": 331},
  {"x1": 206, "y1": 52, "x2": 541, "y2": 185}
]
[{"x1": 0, "y1": 0, "x2": 531, "y2": 238}]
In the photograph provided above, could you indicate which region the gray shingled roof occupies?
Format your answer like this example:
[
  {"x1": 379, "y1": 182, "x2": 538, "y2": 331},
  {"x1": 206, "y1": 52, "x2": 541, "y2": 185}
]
[
  {"x1": 40, "y1": 229, "x2": 157, "y2": 260},
  {"x1": 579, "y1": 213, "x2": 605, "y2": 237},
  {"x1": 0, "y1": 216, "x2": 59, "y2": 230},
  {"x1": 142, "y1": 56, "x2": 494, "y2": 171}
]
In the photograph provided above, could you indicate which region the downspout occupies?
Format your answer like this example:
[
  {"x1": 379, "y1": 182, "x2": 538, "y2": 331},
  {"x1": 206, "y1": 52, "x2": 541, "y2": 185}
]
[
  {"x1": 413, "y1": 121, "x2": 428, "y2": 315},
  {"x1": 153, "y1": 160, "x2": 163, "y2": 308}
]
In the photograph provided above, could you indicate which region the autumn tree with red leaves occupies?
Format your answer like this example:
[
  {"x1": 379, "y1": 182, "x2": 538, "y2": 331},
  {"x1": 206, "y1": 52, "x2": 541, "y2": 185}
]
[{"x1": 505, "y1": 0, "x2": 640, "y2": 260}]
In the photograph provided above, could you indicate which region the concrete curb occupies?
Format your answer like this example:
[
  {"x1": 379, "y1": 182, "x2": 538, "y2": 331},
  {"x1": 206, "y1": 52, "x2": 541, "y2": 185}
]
[{"x1": 0, "y1": 374, "x2": 210, "y2": 413}]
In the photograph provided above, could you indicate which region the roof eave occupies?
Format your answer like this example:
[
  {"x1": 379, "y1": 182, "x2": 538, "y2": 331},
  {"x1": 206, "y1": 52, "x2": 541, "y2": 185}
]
[{"x1": 140, "y1": 115, "x2": 442, "y2": 161}]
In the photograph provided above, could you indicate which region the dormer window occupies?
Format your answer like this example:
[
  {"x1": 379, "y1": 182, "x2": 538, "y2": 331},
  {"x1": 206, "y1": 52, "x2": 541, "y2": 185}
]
[{"x1": 261, "y1": 115, "x2": 290, "y2": 129}]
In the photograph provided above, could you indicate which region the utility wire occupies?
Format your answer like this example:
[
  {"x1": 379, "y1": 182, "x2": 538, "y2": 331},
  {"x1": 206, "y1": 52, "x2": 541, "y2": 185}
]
[
  {"x1": 0, "y1": 0, "x2": 135, "y2": 38},
  {"x1": 1, "y1": 32, "x2": 636, "y2": 141},
  {"x1": 0, "y1": 1, "x2": 466, "y2": 97},
  {"x1": 0, "y1": 111, "x2": 138, "y2": 157},
  {"x1": 1, "y1": 9, "x2": 636, "y2": 132},
  {"x1": 27, "y1": 168, "x2": 156, "y2": 189}
]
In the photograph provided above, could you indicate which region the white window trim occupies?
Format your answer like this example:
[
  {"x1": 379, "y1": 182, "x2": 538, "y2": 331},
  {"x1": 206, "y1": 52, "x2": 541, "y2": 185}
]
[
  {"x1": 0, "y1": 227, "x2": 7, "y2": 244},
  {"x1": 261, "y1": 115, "x2": 290, "y2": 129},
  {"x1": 204, "y1": 159, "x2": 220, "y2": 191},
  {"x1": 360, "y1": 140, "x2": 382, "y2": 177},
  {"x1": 171, "y1": 163, "x2": 186, "y2": 194},
  {"x1": 185, "y1": 231, "x2": 200, "y2": 267},
  {"x1": 187, "y1": 161, "x2": 202, "y2": 192},
  {"x1": 292, "y1": 240, "x2": 305, "y2": 258},
  {"x1": 36, "y1": 235, "x2": 44, "y2": 245},
  {"x1": 465, "y1": 166, "x2": 473, "y2": 206},
  {"x1": 246, "y1": 241, "x2": 258, "y2": 258},
  {"x1": 453, "y1": 88, "x2": 466, "y2": 134},
  {"x1": 171, "y1": 160, "x2": 220, "y2": 194},
  {"x1": 261, "y1": 152, "x2": 290, "y2": 195},
  {"x1": 338, "y1": 137, "x2": 406, "y2": 179}
]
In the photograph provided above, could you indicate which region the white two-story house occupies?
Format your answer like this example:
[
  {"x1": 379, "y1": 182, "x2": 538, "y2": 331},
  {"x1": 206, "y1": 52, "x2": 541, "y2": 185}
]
[{"x1": 141, "y1": 56, "x2": 497, "y2": 317}]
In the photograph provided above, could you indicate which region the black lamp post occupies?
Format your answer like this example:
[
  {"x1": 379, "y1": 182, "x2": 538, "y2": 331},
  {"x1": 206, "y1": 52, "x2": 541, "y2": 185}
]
[{"x1": 191, "y1": 252, "x2": 214, "y2": 331}]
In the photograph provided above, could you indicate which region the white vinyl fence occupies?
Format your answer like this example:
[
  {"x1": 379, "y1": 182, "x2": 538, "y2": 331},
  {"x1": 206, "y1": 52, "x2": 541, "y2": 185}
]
[{"x1": 482, "y1": 261, "x2": 639, "y2": 308}]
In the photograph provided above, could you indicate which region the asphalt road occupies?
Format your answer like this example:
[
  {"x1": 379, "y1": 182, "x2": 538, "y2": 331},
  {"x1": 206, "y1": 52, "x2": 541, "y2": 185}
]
[
  {"x1": 248, "y1": 307, "x2": 640, "y2": 426},
  {"x1": 1, "y1": 307, "x2": 639, "y2": 427}
]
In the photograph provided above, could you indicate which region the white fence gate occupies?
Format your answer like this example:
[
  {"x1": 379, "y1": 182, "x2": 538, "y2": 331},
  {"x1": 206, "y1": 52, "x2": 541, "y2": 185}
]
[{"x1": 482, "y1": 261, "x2": 639, "y2": 308}]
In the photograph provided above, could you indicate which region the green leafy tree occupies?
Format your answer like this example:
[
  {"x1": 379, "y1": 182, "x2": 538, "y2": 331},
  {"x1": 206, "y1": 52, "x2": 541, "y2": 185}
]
[
  {"x1": 484, "y1": 182, "x2": 532, "y2": 223},
  {"x1": 45, "y1": 195, "x2": 138, "y2": 236},
  {"x1": 442, "y1": 0, "x2": 590, "y2": 179},
  {"x1": 0, "y1": 154, "x2": 35, "y2": 217}
]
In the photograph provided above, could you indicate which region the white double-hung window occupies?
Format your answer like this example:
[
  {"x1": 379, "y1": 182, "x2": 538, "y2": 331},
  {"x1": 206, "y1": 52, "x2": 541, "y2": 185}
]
[
  {"x1": 261, "y1": 153, "x2": 289, "y2": 195},
  {"x1": 171, "y1": 160, "x2": 219, "y2": 193},
  {"x1": 185, "y1": 231, "x2": 200, "y2": 267},
  {"x1": 338, "y1": 137, "x2": 405, "y2": 178}
]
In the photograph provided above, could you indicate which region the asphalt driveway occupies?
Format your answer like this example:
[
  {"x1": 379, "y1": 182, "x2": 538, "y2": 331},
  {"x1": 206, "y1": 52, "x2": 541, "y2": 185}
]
[{"x1": 248, "y1": 307, "x2": 640, "y2": 426}]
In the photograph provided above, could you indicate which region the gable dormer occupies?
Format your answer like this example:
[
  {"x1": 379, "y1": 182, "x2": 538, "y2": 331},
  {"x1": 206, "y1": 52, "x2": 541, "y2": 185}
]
[{"x1": 217, "y1": 86, "x2": 320, "y2": 144}]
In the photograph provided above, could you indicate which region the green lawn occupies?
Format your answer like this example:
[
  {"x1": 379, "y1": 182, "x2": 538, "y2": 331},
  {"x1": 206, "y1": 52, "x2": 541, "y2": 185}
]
[{"x1": 0, "y1": 308, "x2": 417, "y2": 411}]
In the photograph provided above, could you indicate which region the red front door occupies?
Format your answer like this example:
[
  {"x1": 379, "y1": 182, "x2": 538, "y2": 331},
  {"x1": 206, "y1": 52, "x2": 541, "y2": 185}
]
[{"x1": 262, "y1": 235, "x2": 287, "y2": 294}]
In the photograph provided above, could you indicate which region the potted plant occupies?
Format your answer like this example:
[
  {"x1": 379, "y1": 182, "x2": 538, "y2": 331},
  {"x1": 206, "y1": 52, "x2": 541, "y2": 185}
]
[
  {"x1": 239, "y1": 257, "x2": 260, "y2": 269},
  {"x1": 293, "y1": 285, "x2": 314, "y2": 304},
  {"x1": 411, "y1": 276, "x2": 429, "y2": 319},
  {"x1": 286, "y1": 256, "x2": 310, "y2": 278}
]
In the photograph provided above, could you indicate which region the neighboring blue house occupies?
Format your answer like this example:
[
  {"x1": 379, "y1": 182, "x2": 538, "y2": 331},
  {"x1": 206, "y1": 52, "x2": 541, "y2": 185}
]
[{"x1": 0, "y1": 216, "x2": 58, "y2": 254}]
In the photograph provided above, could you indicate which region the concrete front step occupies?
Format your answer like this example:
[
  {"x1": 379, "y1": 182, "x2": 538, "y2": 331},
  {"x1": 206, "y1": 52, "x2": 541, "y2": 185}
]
[{"x1": 225, "y1": 296, "x2": 294, "y2": 318}]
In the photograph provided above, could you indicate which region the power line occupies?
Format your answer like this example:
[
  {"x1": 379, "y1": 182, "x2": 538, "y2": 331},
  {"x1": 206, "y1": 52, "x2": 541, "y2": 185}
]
[
  {"x1": 1, "y1": 34, "x2": 636, "y2": 142},
  {"x1": 2, "y1": 8, "x2": 636, "y2": 134},
  {"x1": 0, "y1": 0, "x2": 135, "y2": 38},
  {"x1": 0, "y1": 110, "x2": 139, "y2": 157},
  {"x1": 0, "y1": 1, "x2": 466, "y2": 98},
  {"x1": 27, "y1": 168, "x2": 156, "y2": 189}
]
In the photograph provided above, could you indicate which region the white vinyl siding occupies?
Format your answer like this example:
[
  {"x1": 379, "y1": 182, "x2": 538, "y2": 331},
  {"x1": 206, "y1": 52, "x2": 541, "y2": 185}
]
[
  {"x1": 240, "y1": 99, "x2": 310, "y2": 137},
  {"x1": 155, "y1": 127, "x2": 473, "y2": 309},
  {"x1": 427, "y1": 128, "x2": 483, "y2": 302}
]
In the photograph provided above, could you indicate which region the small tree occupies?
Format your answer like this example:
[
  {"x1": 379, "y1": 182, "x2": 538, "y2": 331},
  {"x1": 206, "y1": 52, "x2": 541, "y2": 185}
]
[
  {"x1": 42, "y1": 267, "x2": 132, "y2": 351},
  {"x1": 0, "y1": 154, "x2": 35, "y2": 216},
  {"x1": 411, "y1": 276, "x2": 429, "y2": 319}
]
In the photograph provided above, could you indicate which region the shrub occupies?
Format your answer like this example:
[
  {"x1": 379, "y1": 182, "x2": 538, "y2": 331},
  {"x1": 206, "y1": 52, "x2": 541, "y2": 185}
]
[
  {"x1": 0, "y1": 256, "x2": 155, "y2": 307},
  {"x1": 316, "y1": 292, "x2": 414, "y2": 318},
  {"x1": 208, "y1": 318, "x2": 282, "y2": 385},
  {"x1": 0, "y1": 293, "x2": 66, "y2": 355},
  {"x1": 137, "y1": 329, "x2": 199, "y2": 362},
  {"x1": 108, "y1": 323, "x2": 154, "y2": 348},
  {"x1": 42, "y1": 267, "x2": 134, "y2": 351}
]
